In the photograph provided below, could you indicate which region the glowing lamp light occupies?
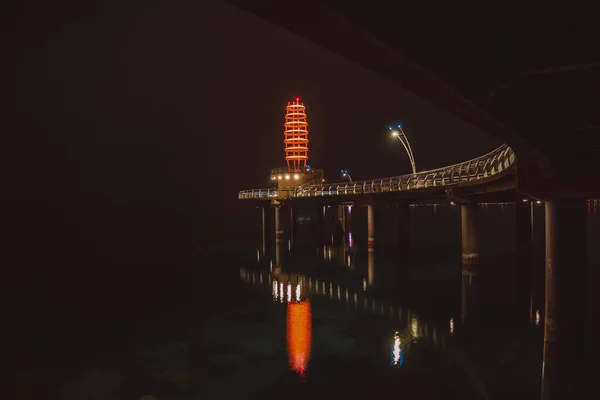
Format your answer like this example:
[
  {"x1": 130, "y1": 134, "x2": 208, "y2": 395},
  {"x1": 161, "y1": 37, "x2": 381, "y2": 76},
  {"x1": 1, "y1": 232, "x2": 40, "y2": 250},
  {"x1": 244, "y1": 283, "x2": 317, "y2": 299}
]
[
  {"x1": 287, "y1": 301, "x2": 312, "y2": 377},
  {"x1": 388, "y1": 126, "x2": 393, "y2": 130},
  {"x1": 293, "y1": 174, "x2": 299, "y2": 180},
  {"x1": 285, "y1": 175, "x2": 290, "y2": 180},
  {"x1": 397, "y1": 123, "x2": 402, "y2": 129}
]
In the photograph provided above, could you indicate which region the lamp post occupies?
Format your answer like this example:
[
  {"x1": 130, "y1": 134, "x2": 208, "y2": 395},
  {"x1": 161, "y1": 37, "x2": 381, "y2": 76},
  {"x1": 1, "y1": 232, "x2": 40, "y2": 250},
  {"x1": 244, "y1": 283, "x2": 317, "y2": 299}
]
[
  {"x1": 389, "y1": 124, "x2": 417, "y2": 174},
  {"x1": 341, "y1": 169, "x2": 353, "y2": 182}
]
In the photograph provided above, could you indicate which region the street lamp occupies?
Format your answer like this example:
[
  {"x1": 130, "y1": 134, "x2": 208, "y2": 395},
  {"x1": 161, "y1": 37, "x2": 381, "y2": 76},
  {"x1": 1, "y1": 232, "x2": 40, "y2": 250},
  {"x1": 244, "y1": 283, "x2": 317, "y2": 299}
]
[
  {"x1": 389, "y1": 124, "x2": 417, "y2": 174},
  {"x1": 341, "y1": 169, "x2": 353, "y2": 182}
]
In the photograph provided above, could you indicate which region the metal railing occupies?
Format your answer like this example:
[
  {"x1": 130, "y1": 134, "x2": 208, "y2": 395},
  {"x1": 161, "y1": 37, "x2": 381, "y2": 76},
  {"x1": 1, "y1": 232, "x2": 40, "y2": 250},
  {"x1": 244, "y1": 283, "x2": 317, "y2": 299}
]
[{"x1": 239, "y1": 144, "x2": 515, "y2": 200}]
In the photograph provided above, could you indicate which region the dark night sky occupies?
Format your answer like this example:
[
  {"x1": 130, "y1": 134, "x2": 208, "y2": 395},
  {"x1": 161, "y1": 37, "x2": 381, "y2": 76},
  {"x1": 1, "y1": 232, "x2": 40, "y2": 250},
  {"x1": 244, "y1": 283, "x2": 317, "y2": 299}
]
[{"x1": 9, "y1": 0, "x2": 501, "y2": 280}]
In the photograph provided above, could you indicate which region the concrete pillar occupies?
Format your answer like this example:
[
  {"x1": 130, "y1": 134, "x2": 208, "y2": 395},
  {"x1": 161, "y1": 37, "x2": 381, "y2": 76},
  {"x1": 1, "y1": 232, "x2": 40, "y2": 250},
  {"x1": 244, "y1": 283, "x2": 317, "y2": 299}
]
[
  {"x1": 397, "y1": 204, "x2": 411, "y2": 250},
  {"x1": 367, "y1": 248, "x2": 375, "y2": 286},
  {"x1": 367, "y1": 204, "x2": 375, "y2": 251},
  {"x1": 315, "y1": 204, "x2": 324, "y2": 247},
  {"x1": 460, "y1": 202, "x2": 479, "y2": 265},
  {"x1": 337, "y1": 205, "x2": 345, "y2": 234},
  {"x1": 541, "y1": 199, "x2": 587, "y2": 400},
  {"x1": 460, "y1": 202, "x2": 479, "y2": 323},
  {"x1": 274, "y1": 206, "x2": 283, "y2": 266},
  {"x1": 275, "y1": 240, "x2": 282, "y2": 269},
  {"x1": 274, "y1": 206, "x2": 283, "y2": 242},
  {"x1": 516, "y1": 200, "x2": 533, "y2": 323},
  {"x1": 289, "y1": 205, "x2": 294, "y2": 248},
  {"x1": 261, "y1": 206, "x2": 266, "y2": 257}
]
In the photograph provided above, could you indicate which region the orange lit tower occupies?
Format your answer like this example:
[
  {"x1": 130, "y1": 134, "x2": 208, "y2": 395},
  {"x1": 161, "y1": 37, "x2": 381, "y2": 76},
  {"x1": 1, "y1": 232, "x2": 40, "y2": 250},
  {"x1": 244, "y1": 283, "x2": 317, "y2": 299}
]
[
  {"x1": 284, "y1": 97, "x2": 309, "y2": 172},
  {"x1": 270, "y1": 97, "x2": 324, "y2": 188}
]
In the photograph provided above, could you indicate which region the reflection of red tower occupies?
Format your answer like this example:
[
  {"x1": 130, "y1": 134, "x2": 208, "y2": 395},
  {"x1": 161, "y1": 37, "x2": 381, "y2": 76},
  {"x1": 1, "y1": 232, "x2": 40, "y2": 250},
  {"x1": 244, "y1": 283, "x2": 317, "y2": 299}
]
[
  {"x1": 286, "y1": 300, "x2": 312, "y2": 377},
  {"x1": 284, "y1": 97, "x2": 309, "y2": 172}
]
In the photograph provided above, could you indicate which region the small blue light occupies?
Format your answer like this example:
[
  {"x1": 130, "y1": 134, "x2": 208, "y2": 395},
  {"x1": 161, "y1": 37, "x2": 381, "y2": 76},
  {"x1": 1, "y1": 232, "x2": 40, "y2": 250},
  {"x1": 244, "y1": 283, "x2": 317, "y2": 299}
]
[
  {"x1": 388, "y1": 126, "x2": 393, "y2": 130},
  {"x1": 397, "y1": 124, "x2": 402, "y2": 129}
]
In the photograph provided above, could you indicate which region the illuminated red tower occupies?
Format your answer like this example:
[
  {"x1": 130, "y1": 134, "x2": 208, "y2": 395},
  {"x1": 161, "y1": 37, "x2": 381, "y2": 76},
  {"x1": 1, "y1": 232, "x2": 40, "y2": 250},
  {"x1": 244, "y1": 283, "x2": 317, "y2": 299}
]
[
  {"x1": 284, "y1": 97, "x2": 309, "y2": 172},
  {"x1": 269, "y1": 97, "x2": 324, "y2": 188}
]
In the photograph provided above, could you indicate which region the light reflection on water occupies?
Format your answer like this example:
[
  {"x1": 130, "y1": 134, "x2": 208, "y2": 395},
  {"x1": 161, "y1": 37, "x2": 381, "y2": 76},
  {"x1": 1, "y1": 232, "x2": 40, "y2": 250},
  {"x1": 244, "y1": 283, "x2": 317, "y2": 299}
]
[
  {"x1": 287, "y1": 300, "x2": 312, "y2": 378},
  {"x1": 391, "y1": 331, "x2": 404, "y2": 368},
  {"x1": 239, "y1": 267, "x2": 454, "y2": 377}
]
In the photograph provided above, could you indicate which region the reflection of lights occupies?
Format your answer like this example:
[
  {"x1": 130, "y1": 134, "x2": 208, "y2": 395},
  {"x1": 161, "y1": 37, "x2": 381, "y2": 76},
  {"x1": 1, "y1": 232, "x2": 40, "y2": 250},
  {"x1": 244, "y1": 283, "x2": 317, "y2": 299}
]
[
  {"x1": 337, "y1": 285, "x2": 341, "y2": 299},
  {"x1": 280, "y1": 283, "x2": 284, "y2": 302},
  {"x1": 296, "y1": 283, "x2": 301, "y2": 302},
  {"x1": 287, "y1": 301, "x2": 312, "y2": 377},
  {"x1": 257, "y1": 249, "x2": 260, "y2": 261},
  {"x1": 348, "y1": 231, "x2": 353, "y2": 248},
  {"x1": 390, "y1": 332, "x2": 404, "y2": 367},
  {"x1": 363, "y1": 279, "x2": 367, "y2": 291},
  {"x1": 270, "y1": 260, "x2": 273, "y2": 271},
  {"x1": 288, "y1": 240, "x2": 291, "y2": 251},
  {"x1": 411, "y1": 318, "x2": 419, "y2": 339},
  {"x1": 449, "y1": 318, "x2": 454, "y2": 335},
  {"x1": 273, "y1": 281, "x2": 279, "y2": 302},
  {"x1": 535, "y1": 310, "x2": 540, "y2": 326},
  {"x1": 287, "y1": 283, "x2": 292, "y2": 303}
]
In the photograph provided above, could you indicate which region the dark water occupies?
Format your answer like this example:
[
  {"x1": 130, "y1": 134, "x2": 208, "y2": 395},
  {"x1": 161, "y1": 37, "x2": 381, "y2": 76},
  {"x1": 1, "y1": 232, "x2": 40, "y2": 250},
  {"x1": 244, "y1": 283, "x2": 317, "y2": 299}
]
[{"x1": 7, "y1": 202, "x2": 599, "y2": 400}]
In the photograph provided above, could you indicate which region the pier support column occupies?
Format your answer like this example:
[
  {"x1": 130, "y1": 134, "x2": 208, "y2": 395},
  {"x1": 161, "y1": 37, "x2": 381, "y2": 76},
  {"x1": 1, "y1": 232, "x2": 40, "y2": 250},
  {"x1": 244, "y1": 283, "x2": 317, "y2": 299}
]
[
  {"x1": 541, "y1": 199, "x2": 587, "y2": 400},
  {"x1": 289, "y1": 205, "x2": 295, "y2": 249},
  {"x1": 337, "y1": 205, "x2": 346, "y2": 235},
  {"x1": 460, "y1": 202, "x2": 479, "y2": 323},
  {"x1": 261, "y1": 206, "x2": 266, "y2": 257},
  {"x1": 516, "y1": 200, "x2": 533, "y2": 323},
  {"x1": 368, "y1": 248, "x2": 375, "y2": 287},
  {"x1": 367, "y1": 204, "x2": 375, "y2": 251},
  {"x1": 461, "y1": 202, "x2": 479, "y2": 265},
  {"x1": 315, "y1": 204, "x2": 324, "y2": 247},
  {"x1": 274, "y1": 206, "x2": 283, "y2": 241},
  {"x1": 397, "y1": 205, "x2": 411, "y2": 250},
  {"x1": 274, "y1": 206, "x2": 283, "y2": 266}
]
